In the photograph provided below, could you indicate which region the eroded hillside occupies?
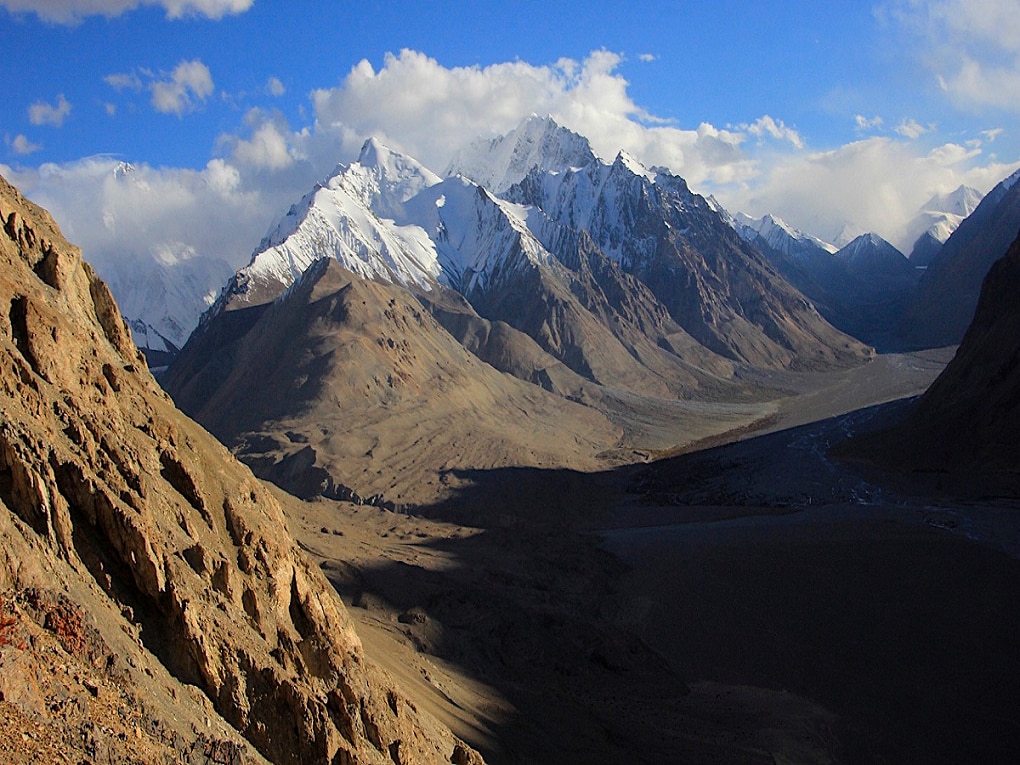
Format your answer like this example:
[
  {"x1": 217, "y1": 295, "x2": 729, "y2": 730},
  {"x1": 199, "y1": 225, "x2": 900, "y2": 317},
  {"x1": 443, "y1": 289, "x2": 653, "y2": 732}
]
[{"x1": 0, "y1": 173, "x2": 482, "y2": 764}]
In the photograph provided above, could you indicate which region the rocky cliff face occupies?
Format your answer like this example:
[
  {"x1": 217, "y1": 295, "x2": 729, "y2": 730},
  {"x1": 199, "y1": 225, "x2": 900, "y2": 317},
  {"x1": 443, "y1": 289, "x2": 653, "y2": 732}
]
[{"x1": 0, "y1": 173, "x2": 482, "y2": 764}]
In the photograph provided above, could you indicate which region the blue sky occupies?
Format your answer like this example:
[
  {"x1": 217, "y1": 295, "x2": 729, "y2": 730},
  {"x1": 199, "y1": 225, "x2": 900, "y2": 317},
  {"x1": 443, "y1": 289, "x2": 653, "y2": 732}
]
[{"x1": 2, "y1": 0, "x2": 1019, "y2": 271}]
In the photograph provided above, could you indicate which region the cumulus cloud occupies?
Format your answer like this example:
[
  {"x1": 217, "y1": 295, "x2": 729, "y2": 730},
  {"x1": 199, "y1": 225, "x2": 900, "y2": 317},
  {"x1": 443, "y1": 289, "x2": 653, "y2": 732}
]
[
  {"x1": 739, "y1": 116, "x2": 804, "y2": 149},
  {"x1": 266, "y1": 76, "x2": 286, "y2": 97},
  {"x1": 306, "y1": 49, "x2": 791, "y2": 188},
  {"x1": 882, "y1": 0, "x2": 1020, "y2": 111},
  {"x1": 221, "y1": 110, "x2": 297, "y2": 171},
  {"x1": 105, "y1": 72, "x2": 144, "y2": 92},
  {"x1": 151, "y1": 59, "x2": 214, "y2": 115},
  {"x1": 719, "y1": 134, "x2": 1017, "y2": 251},
  {"x1": 9, "y1": 134, "x2": 41, "y2": 155},
  {"x1": 0, "y1": 153, "x2": 290, "y2": 327},
  {"x1": 28, "y1": 94, "x2": 71, "y2": 127},
  {"x1": 0, "y1": 0, "x2": 253, "y2": 24}
]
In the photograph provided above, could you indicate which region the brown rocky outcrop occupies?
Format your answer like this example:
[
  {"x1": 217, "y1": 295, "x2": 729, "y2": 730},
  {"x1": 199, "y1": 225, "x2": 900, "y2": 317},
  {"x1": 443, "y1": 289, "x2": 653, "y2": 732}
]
[{"x1": 0, "y1": 173, "x2": 482, "y2": 764}]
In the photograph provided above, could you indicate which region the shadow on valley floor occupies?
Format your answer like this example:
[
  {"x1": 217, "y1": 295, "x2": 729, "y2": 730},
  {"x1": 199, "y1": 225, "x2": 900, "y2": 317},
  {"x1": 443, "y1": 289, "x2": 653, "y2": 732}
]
[{"x1": 295, "y1": 399, "x2": 1020, "y2": 765}]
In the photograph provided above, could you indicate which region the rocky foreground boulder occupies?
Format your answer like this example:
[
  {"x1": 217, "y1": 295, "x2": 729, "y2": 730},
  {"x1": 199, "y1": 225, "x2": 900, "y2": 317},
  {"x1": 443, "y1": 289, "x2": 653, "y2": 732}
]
[{"x1": 0, "y1": 173, "x2": 482, "y2": 764}]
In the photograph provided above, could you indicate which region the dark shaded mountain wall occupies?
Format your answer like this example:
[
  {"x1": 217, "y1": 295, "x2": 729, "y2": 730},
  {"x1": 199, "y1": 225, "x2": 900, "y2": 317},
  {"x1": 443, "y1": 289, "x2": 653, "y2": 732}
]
[
  {"x1": 901, "y1": 175, "x2": 1020, "y2": 348},
  {"x1": 839, "y1": 227, "x2": 1020, "y2": 493}
]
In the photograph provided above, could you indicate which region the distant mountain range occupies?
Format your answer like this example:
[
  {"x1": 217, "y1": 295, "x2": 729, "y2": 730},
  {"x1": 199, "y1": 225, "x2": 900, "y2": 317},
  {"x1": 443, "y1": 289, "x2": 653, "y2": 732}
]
[
  {"x1": 165, "y1": 116, "x2": 872, "y2": 505},
  {"x1": 727, "y1": 212, "x2": 918, "y2": 349},
  {"x1": 97, "y1": 115, "x2": 1018, "y2": 370},
  {"x1": 158, "y1": 115, "x2": 1020, "y2": 503}
]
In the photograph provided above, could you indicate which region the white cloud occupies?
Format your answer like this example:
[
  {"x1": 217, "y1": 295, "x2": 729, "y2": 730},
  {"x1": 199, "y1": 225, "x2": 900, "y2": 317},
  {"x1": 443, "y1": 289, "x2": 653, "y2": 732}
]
[
  {"x1": 223, "y1": 111, "x2": 296, "y2": 170},
  {"x1": 0, "y1": 0, "x2": 253, "y2": 24},
  {"x1": 105, "y1": 72, "x2": 143, "y2": 92},
  {"x1": 638, "y1": 53, "x2": 657, "y2": 63},
  {"x1": 894, "y1": 118, "x2": 932, "y2": 138},
  {"x1": 717, "y1": 134, "x2": 1017, "y2": 251},
  {"x1": 9, "y1": 134, "x2": 41, "y2": 155},
  {"x1": 151, "y1": 59, "x2": 214, "y2": 115},
  {"x1": 266, "y1": 76, "x2": 286, "y2": 97},
  {"x1": 0, "y1": 154, "x2": 284, "y2": 284},
  {"x1": 739, "y1": 115, "x2": 804, "y2": 149},
  {"x1": 855, "y1": 114, "x2": 884, "y2": 130},
  {"x1": 28, "y1": 94, "x2": 71, "y2": 127},
  {"x1": 306, "y1": 49, "x2": 790, "y2": 188},
  {"x1": 882, "y1": 0, "x2": 1020, "y2": 111}
]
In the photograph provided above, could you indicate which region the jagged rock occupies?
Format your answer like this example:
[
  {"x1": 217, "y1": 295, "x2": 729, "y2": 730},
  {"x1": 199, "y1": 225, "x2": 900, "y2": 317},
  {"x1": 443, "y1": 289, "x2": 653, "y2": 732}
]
[{"x1": 0, "y1": 173, "x2": 483, "y2": 765}]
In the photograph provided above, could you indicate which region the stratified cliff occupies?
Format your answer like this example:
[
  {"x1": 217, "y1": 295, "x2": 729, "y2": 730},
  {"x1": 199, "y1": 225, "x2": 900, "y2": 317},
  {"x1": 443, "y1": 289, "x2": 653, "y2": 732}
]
[{"x1": 0, "y1": 173, "x2": 482, "y2": 764}]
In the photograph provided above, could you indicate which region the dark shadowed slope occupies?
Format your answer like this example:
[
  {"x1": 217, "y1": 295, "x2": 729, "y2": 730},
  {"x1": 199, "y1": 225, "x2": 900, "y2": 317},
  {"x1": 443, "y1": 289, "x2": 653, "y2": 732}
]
[
  {"x1": 900, "y1": 169, "x2": 1020, "y2": 349},
  {"x1": 841, "y1": 227, "x2": 1020, "y2": 495}
]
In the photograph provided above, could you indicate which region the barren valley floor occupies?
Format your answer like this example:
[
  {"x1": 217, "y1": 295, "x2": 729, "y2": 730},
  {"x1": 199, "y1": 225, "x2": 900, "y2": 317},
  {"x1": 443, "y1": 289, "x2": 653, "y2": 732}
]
[{"x1": 286, "y1": 348, "x2": 1020, "y2": 764}]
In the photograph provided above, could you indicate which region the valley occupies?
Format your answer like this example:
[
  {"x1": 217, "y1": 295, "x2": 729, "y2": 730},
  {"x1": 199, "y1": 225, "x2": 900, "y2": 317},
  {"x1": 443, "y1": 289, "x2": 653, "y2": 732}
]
[
  {"x1": 4, "y1": 105, "x2": 1020, "y2": 765},
  {"x1": 278, "y1": 346, "x2": 1020, "y2": 764}
]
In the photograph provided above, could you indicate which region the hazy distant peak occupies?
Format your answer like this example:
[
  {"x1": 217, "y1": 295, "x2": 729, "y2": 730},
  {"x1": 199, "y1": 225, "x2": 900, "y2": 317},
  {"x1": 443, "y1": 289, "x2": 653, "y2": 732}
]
[
  {"x1": 837, "y1": 232, "x2": 907, "y2": 264},
  {"x1": 445, "y1": 114, "x2": 598, "y2": 194},
  {"x1": 729, "y1": 210, "x2": 838, "y2": 255},
  {"x1": 919, "y1": 185, "x2": 983, "y2": 218}
]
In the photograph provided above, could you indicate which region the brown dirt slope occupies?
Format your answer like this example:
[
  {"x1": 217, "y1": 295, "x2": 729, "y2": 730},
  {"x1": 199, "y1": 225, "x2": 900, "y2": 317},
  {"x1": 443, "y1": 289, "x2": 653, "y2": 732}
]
[
  {"x1": 0, "y1": 173, "x2": 483, "y2": 764},
  {"x1": 165, "y1": 256, "x2": 622, "y2": 508}
]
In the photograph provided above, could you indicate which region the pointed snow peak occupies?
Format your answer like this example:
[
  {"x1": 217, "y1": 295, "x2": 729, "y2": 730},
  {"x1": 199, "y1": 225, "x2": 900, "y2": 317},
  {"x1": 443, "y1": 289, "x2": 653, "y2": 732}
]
[
  {"x1": 853, "y1": 232, "x2": 885, "y2": 248},
  {"x1": 730, "y1": 211, "x2": 838, "y2": 255},
  {"x1": 920, "y1": 185, "x2": 983, "y2": 217},
  {"x1": 351, "y1": 137, "x2": 441, "y2": 188},
  {"x1": 613, "y1": 150, "x2": 656, "y2": 182},
  {"x1": 324, "y1": 138, "x2": 441, "y2": 220},
  {"x1": 838, "y1": 232, "x2": 904, "y2": 260},
  {"x1": 445, "y1": 114, "x2": 598, "y2": 194},
  {"x1": 904, "y1": 184, "x2": 985, "y2": 254},
  {"x1": 357, "y1": 136, "x2": 387, "y2": 166},
  {"x1": 113, "y1": 161, "x2": 136, "y2": 179}
]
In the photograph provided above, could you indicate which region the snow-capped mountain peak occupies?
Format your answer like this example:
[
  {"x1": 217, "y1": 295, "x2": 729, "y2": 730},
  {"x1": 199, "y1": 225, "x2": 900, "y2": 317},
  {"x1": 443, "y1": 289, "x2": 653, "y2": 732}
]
[
  {"x1": 729, "y1": 211, "x2": 838, "y2": 256},
  {"x1": 613, "y1": 150, "x2": 656, "y2": 182},
  {"x1": 334, "y1": 138, "x2": 442, "y2": 220},
  {"x1": 402, "y1": 173, "x2": 554, "y2": 296},
  {"x1": 445, "y1": 114, "x2": 598, "y2": 194},
  {"x1": 920, "y1": 185, "x2": 983, "y2": 219},
  {"x1": 836, "y1": 232, "x2": 906, "y2": 264},
  {"x1": 905, "y1": 184, "x2": 985, "y2": 263},
  {"x1": 226, "y1": 145, "x2": 445, "y2": 303}
]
